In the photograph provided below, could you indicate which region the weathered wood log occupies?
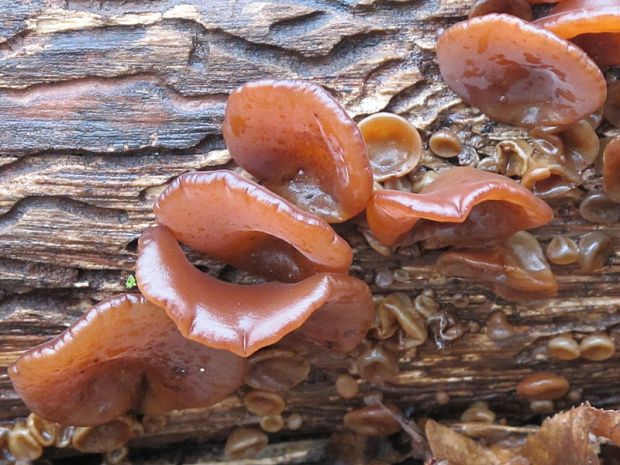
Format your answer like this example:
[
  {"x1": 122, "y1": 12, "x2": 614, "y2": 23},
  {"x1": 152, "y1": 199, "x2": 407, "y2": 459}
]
[{"x1": 0, "y1": 0, "x2": 619, "y2": 463}]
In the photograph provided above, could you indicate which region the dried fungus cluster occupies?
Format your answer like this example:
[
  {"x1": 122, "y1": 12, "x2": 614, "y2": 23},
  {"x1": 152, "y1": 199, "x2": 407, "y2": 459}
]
[{"x1": 5, "y1": 0, "x2": 620, "y2": 463}]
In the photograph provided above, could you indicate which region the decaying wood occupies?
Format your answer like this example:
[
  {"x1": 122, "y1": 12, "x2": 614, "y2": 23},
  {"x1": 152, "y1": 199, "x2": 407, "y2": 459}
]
[{"x1": 0, "y1": 0, "x2": 619, "y2": 463}]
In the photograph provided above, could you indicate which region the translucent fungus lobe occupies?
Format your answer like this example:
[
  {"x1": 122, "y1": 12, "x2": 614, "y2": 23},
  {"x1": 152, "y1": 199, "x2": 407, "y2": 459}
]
[
  {"x1": 136, "y1": 226, "x2": 374, "y2": 357},
  {"x1": 9, "y1": 294, "x2": 246, "y2": 426},
  {"x1": 366, "y1": 167, "x2": 553, "y2": 247},
  {"x1": 437, "y1": 14, "x2": 606, "y2": 127},
  {"x1": 222, "y1": 79, "x2": 373, "y2": 222},
  {"x1": 155, "y1": 170, "x2": 353, "y2": 283}
]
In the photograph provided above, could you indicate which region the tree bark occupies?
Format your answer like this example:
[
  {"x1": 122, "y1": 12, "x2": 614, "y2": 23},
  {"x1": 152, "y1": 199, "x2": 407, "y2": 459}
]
[{"x1": 0, "y1": 0, "x2": 619, "y2": 463}]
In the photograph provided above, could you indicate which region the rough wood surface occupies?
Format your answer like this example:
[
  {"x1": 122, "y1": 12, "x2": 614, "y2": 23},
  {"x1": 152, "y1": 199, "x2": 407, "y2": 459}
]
[{"x1": 0, "y1": 0, "x2": 619, "y2": 463}]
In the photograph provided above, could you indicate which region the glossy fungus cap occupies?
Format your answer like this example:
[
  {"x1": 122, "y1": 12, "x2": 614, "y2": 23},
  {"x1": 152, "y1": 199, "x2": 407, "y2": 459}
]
[
  {"x1": 437, "y1": 14, "x2": 606, "y2": 127},
  {"x1": 222, "y1": 79, "x2": 373, "y2": 222},
  {"x1": 8, "y1": 294, "x2": 246, "y2": 426},
  {"x1": 366, "y1": 166, "x2": 553, "y2": 247},
  {"x1": 155, "y1": 170, "x2": 352, "y2": 283},
  {"x1": 136, "y1": 226, "x2": 374, "y2": 357}
]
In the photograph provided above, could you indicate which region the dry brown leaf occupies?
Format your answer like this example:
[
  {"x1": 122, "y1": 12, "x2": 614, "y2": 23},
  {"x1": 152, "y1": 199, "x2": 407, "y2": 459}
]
[
  {"x1": 587, "y1": 405, "x2": 620, "y2": 446},
  {"x1": 426, "y1": 419, "x2": 517, "y2": 465},
  {"x1": 521, "y1": 405, "x2": 600, "y2": 465}
]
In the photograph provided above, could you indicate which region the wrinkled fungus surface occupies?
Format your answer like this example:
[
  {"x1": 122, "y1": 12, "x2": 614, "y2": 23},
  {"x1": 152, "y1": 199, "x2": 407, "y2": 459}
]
[
  {"x1": 136, "y1": 226, "x2": 374, "y2": 357},
  {"x1": 366, "y1": 167, "x2": 553, "y2": 247},
  {"x1": 222, "y1": 79, "x2": 373, "y2": 222},
  {"x1": 436, "y1": 231, "x2": 558, "y2": 301},
  {"x1": 155, "y1": 170, "x2": 353, "y2": 283},
  {"x1": 437, "y1": 14, "x2": 606, "y2": 127},
  {"x1": 9, "y1": 294, "x2": 246, "y2": 426}
]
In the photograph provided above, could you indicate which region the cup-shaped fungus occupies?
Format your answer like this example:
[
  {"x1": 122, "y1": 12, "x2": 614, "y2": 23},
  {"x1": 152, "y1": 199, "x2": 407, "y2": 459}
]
[
  {"x1": 437, "y1": 14, "x2": 606, "y2": 127},
  {"x1": 495, "y1": 140, "x2": 533, "y2": 177},
  {"x1": 366, "y1": 167, "x2": 553, "y2": 248},
  {"x1": 155, "y1": 170, "x2": 352, "y2": 283},
  {"x1": 603, "y1": 137, "x2": 620, "y2": 202},
  {"x1": 521, "y1": 154, "x2": 581, "y2": 201},
  {"x1": 516, "y1": 372, "x2": 570, "y2": 401},
  {"x1": 355, "y1": 343, "x2": 400, "y2": 384},
  {"x1": 222, "y1": 79, "x2": 373, "y2": 222},
  {"x1": 243, "y1": 390, "x2": 286, "y2": 416},
  {"x1": 429, "y1": 129, "x2": 462, "y2": 159},
  {"x1": 225, "y1": 427, "x2": 268, "y2": 459},
  {"x1": 436, "y1": 231, "x2": 558, "y2": 301},
  {"x1": 373, "y1": 293, "x2": 428, "y2": 345},
  {"x1": 578, "y1": 232, "x2": 613, "y2": 272},
  {"x1": 579, "y1": 192, "x2": 620, "y2": 224},
  {"x1": 579, "y1": 333, "x2": 616, "y2": 361},
  {"x1": 244, "y1": 349, "x2": 310, "y2": 391},
  {"x1": 71, "y1": 416, "x2": 139, "y2": 453},
  {"x1": 535, "y1": 0, "x2": 620, "y2": 66},
  {"x1": 547, "y1": 334, "x2": 581, "y2": 360},
  {"x1": 8, "y1": 294, "x2": 246, "y2": 426},
  {"x1": 136, "y1": 226, "x2": 374, "y2": 357},
  {"x1": 343, "y1": 404, "x2": 402, "y2": 437},
  {"x1": 357, "y1": 113, "x2": 422, "y2": 181},
  {"x1": 468, "y1": 0, "x2": 533, "y2": 20},
  {"x1": 546, "y1": 236, "x2": 579, "y2": 265}
]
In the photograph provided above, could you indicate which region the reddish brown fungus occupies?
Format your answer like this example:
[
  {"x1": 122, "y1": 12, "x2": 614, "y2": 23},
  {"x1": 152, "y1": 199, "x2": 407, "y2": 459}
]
[
  {"x1": 547, "y1": 334, "x2": 580, "y2": 361},
  {"x1": 486, "y1": 311, "x2": 515, "y2": 341},
  {"x1": 222, "y1": 79, "x2": 373, "y2": 222},
  {"x1": 437, "y1": 14, "x2": 606, "y2": 127},
  {"x1": 335, "y1": 374, "x2": 359, "y2": 399},
  {"x1": 343, "y1": 404, "x2": 402, "y2": 437},
  {"x1": 358, "y1": 112, "x2": 422, "y2": 181},
  {"x1": 468, "y1": 0, "x2": 533, "y2": 20},
  {"x1": 578, "y1": 232, "x2": 613, "y2": 272},
  {"x1": 535, "y1": 0, "x2": 620, "y2": 65},
  {"x1": 136, "y1": 226, "x2": 374, "y2": 357},
  {"x1": 71, "y1": 416, "x2": 138, "y2": 453},
  {"x1": 521, "y1": 154, "x2": 581, "y2": 201},
  {"x1": 604, "y1": 82, "x2": 620, "y2": 127},
  {"x1": 366, "y1": 167, "x2": 553, "y2": 247},
  {"x1": 437, "y1": 231, "x2": 558, "y2": 301},
  {"x1": 355, "y1": 343, "x2": 400, "y2": 384},
  {"x1": 546, "y1": 236, "x2": 579, "y2": 265},
  {"x1": 155, "y1": 170, "x2": 352, "y2": 283},
  {"x1": 374, "y1": 293, "x2": 428, "y2": 345},
  {"x1": 579, "y1": 192, "x2": 620, "y2": 224},
  {"x1": 495, "y1": 140, "x2": 532, "y2": 177},
  {"x1": 243, "y1": 390, "x2": 286, "y2": 416},
  {"x1": 245, "y1": 349, "x2": 310, "y2": 391},
  {"x1": 603, "y1": 137, "x2": 620, "y2": 202},
  {"x1": 460, "y1": 402, "x2": 496, "y2": 424},
  {"x1": 8, "y1": 294, "x2": 246, "y2": 426},
  {"x1": 260, "y1": 415, "x2": 284, "y2": 433},
  {"x1": 579, "y1": 333, "x2": 616, "y2": 361},
  {"x1": 429, "y1": 129, "x2": 462, "y2": 159},
  {"x1": 517, "y1": 372, "x2": 570, "y2": 401}
]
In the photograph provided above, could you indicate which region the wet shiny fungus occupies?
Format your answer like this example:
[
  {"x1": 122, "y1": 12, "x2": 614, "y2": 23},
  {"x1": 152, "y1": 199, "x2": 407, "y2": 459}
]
[
  {"x1": 468, "y1": 0, "x2": 533, "y2": 20},
  {"x1": 26, "y1": 413, "x2": 57, "y2": 447},
  {"x1": 335, "y1": 374, "x2": 359, "y2": 399},
  {"x1": 486, "y1": 311, "x2": 515, "y2": 341},
  {"x1": 71, "y1": 416, "x2": 138, "y2": 453},
  {"x1": 355, "y1": 343, "x2": 400, "y2": 384},
  {"x1": 245, "y1": 349, "x2": 310, "y2": 392},
  {"x1": 547, "y1": 334, "x2": 581, "y2": 361},
  {"x1": 7, "y1": 427, "x2": 42, "y2": 461},
  {"x1": 535, "y1": 0, "x2": 620, "y2": 66},
  {"x1": 517, "y1": 372, "x2": 570, "y2": 401},
  {"x1": 343, "y1": 404, "x2": 402, "y2": 437},
  {"x1": 243, "y1": 390, "x2": 286, "y2": 416},
  {"x1": 8, "y1": 294, "x2": 246, "y2": 426},
  {"x1": 429, "y1": 129, "x2": 462, "y2": 159},
  {"x1": 222, "y1": 79, "x2": 373, "y2": 222},
  {"x1": 603, "y1": 137, "x2": 620, "y2": 202},
  {"x1": 546, "y1": 236, "x2": 579, "y2": 265},
  {"x1": 155, "y1": 170, "x2": 352, "y2": 283},
  {"x1": 358, "y1": 112, "x2": 422, "y2": 181},
  {"x1": 556, "y1": 119, "x2": 600, "y2": 171},
  {"x1": 260, "y1": 414, "x2": 284, "y2": 433},
  {"x1": 578, "y1": 232, "x2": 613, "y2": 272},
  {"x1": 495, "y1": 140, "x2": 532, "y2": 177},
  {"x1": 437, "y1": 14, "x2": 606, "y2": 128},
  {"x1": 579, "y1": 192, "x2": 620, "y2": 224},
  {"x1": 366, "y1": 167, "x2": 553, "y2": 247},
  {"x1": 436, "y1": 231, "x2": 558, "y2": 301},
  {"x1": 224, "y1": 427, "x2": 268, "y2": 459},
  {"x1": 136, "y1": 226, "x2": 374, "y2": 357},
  {"x1": 521, "y1": 154, "x2": 581, "y2": 201},
  {"x1": 374, "y1": 293, "x2": 427, "y2": 345},
  {"x1": 579, "y1": 333, "x2": 616, "y2": 361},
  {"x1": 460, "y1": 402, "x2": 496, "y2": 423}
]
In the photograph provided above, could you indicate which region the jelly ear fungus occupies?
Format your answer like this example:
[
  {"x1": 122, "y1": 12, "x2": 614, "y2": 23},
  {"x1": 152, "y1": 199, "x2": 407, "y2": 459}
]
[
  {"x1": 436, "y1": 14, "x2": 606, "y2": 127},
  {"x1": 366, "y1": 167, "x2": 553, "y2": 248},
  {"x1": 8, "y1": 294, "x2": 246, "y2": 426},
  {"x1": 155, "y1": 170, "x2": 353, "y2": 283},
  {"x1": 222, "y1": 79, "x2": 373, "y2": 223},
  {"x1": 136, "y1": 225, "x2": 374, "y2": 357}
]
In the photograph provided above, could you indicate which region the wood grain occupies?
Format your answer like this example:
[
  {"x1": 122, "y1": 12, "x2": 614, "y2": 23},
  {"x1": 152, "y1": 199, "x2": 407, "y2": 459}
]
[{"x1": 0, "y1": 0, "x2": 619, "y2": 463}]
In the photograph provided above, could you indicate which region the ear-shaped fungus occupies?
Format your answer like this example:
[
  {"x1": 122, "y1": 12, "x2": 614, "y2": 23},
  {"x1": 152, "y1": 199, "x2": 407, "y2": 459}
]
[
  {"x1": 437, "y1": 14, "x2": 606, "y2": 127},
  {"x1": 436, "y1": 231, "x2": 558, "y2": 301},
  {"x1": 222, "y1": 79, "x2": 373, "y2": 223},
  {"x1": 535, "y1": 0, "x2": 620, "y2": 65},
  {"x1": 521, "y1": 154, "x2": 582, "y2": 201},
  {"x1": 603, "y1": 137, "x2": 620, "y2": 202},
  {"x1": 155, "y1": 170, "x2": 352, "y2": 283},
  {"x1": 8, "y1": 294, "x2": 246, "y2": 426},
  {"x1": 366, "y1": 167, "x2": 553, "y2": 248},
  {"x1": 136, "y1": 226, "x2": 374, "y2": 357}
]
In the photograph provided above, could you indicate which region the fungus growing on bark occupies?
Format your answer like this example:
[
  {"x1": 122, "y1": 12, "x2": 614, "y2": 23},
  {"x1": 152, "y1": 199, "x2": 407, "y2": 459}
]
[
  {"x1": 603, "y1": 137, "x2": 620, "y2": 202},
  {"x1": 546, "y1": 236, "x2": 579, "y2": 265},
  {"x1": 136, "y1": 226, "x2": 374, "y2": 357},
  {"x1": 366, "y1": 167, "x2": 553, "y2": 248},
  {"x1": 357, "y1": 112, "x2": 422, "y2": 181},
  {"x1": 521, "y1": 154, "x2": 582, "y2": 201},
  {"x1": 437, "y1": 14, "x2": 606, "y2": 127},
  {"x1": 222, "y1": 79, "x2": 372, "y2": 222},
  {"x1": 155, "y1": 170, "x2": 352, "y2": 283},
  {"x1": 535, "y1": 0, "x2": 620, "y2": 66},
  {"x1": 429, "y1": 129, "x2": 462, "y2": 159},
  {"x1": 436, "y1": 231, "x2": 558, "y2": 301},
  {"x1": 244, "y1": 349, "x2": 310, "y2": 391},
  {"x1": 343, "y1": 404, "x2": 402, "y2": 437},
  {"x1": 468, "y1": 0, "x2": 533, "y2": 21},
  {"x1": 8, "y1": 294, "x2": 246, "y2": 426},
  {"x1": 517, "y1": 372, "x2": 570, "y2": 401}
]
